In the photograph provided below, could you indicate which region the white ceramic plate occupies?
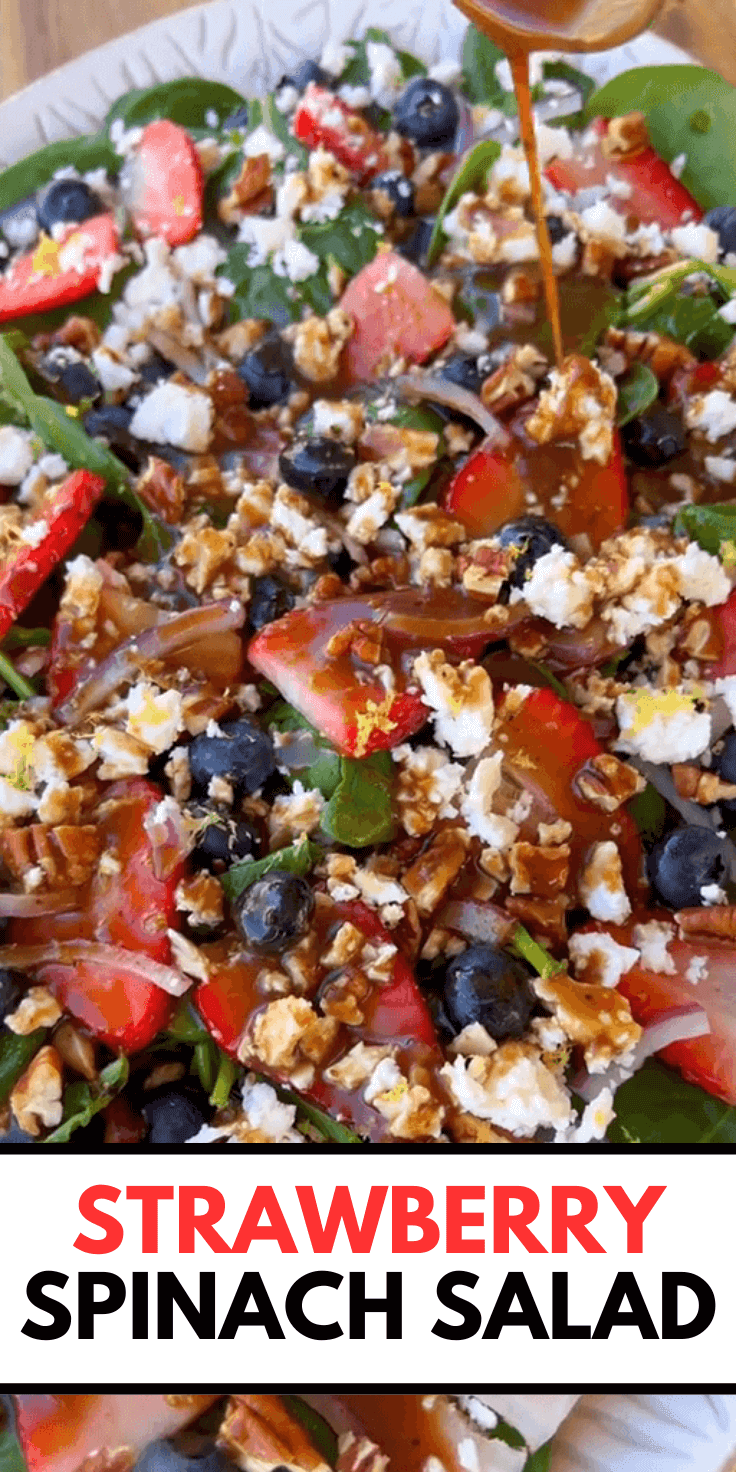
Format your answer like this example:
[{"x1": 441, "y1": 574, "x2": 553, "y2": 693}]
[{"x1": 0, "y1": 8, "x2": 731, "y2": 1472}]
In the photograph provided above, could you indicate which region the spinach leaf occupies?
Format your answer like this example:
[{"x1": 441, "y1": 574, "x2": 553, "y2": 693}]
[
  {"x1": 209, "y1": 1051, "x2": 242, "y2": 1109},
  {"x1": 623, "y1": 263, "x2": 735, "y2": 358},
  {"x1": 337, "y1": 28, "x2": 426, "y2": 115},
  {"x1": 609, "y1": 1059, "x2": 736, "y2": 1144},
  {"x1": 0, "y1": 1426, "x2": 25, "y2": 1472},
  {"x1": 0, "y1": 652, "x2": 35, "y2": 701},
  {"x1": 0, "y1": 134, "x2": 118, "y2": 216},
  {"x1": 45, "y1": 1055, "x2": 129, "y2": 1144},
  {"x1": 104, "y1": 78, "x2": 247, "y2": 135},
  {"x1": 218, "y1": 252, "x2": 301, "y2": 326},
  {"x1": 541, "y1": 59, "x2": 594, "y2": 129},
  {"x1": 275, "y1": 1082, "x2": 363, "y2": 1142},
  {"x1": 265, "y1": 700, "x2": 342, "y2": 797},
  {"x1": 616, "y1": 362, "x2": 659, "y2": 426},
  {"x1": 584, "y1": 64, "x2": 723, "y2": 123},
  {"x1": 674, "y1": 501, "x2": 736, "y2": 561},
  {"x1": 322, "y1": 752, "x2": 395, "y2": 847},
  {"x1": 0, "y1": 1028, "x2": 45, "y2": 1106},
  {"x1": 262, "y1": 94, "x2": 308, "y2": 167},
  {"x1": 282, "y1": 1399, "x2": 338, "y2": 1466},
  {"x1": 300, "y1": 198, "x2": 381, "y2": 278},
  {"x1": 461, "y1": 25, "x2": 507, "y2": 108},
  {"x1": 167, "y1": 999, "x2": 213, "y2": 1044},
  {"x1": 221, "y1": 835, "x2": 321, "y2": 902},
  {"x1": 627, "y1": 782, "x2": 668, "y2": 846},
  {"x1": 2, "y1": 626, "x2": 51, "y2": 649},
  {"x1": 523, "y1": 1444, "x2": 552, "y2": 1472},
  {"x1": 427, "y1": 139, "x2": 501, "y2": 266}
]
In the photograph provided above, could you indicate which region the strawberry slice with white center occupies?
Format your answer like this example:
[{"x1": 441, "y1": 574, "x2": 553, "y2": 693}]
[
  {"x1": 124, "y1": 120, "x2": 204, "y2": 246},
  {"x1": 340, "y1": 249, "x2": 456, "y2": 383}
]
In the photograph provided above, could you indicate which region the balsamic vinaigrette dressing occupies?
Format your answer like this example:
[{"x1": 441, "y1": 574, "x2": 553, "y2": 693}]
[{"x1": 510, "y1": 51, "x2": 564, "y2": 367}]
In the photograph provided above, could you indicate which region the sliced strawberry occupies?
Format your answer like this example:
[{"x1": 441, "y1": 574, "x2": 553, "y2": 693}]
[
  {"x1": 445, "y1": 425, "x2": 628, "y2": 550},
  {"x1": 340, "y1": 250, "x2": 456, "y2": 383},
  {"x1": 10, "y1": 780, "x2": 184, "y2": 1051},
  {"x1": 248, "y1": 587, "x2": 499, "y2": 755},
  {"x1": 705, "y1": 585, "x2": 736, "y2": 677},
  {"x1": 293, "y1": 84, "x2": 392, "y2": 183},
  {"x1": 0, "y1": 470, "x2": 105, "y2": 642},
  {"x1": 125, "y1": 120, "x2": 204, "y2": 246},
  {"x1": 586, "y1": 918, "x2": 736, "y2": 1105},
  {"x1": 14, "y1": 1396, "x2": 219, "y2": 1472},
  {"x1": 546, "y1": 118, "x2": 701, "y2": 230},
  {"x1": 0, "y1": 216, "x2": 121, "y2": 322},
  {"x1": 495, "y1": 686, "x2": 642, "y2": 894}
]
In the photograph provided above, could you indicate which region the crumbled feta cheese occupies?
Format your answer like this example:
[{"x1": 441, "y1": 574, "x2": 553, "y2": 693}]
[
  {"x1": 125, "y1": 682, "x2": 183, "y2": 755},
  {"x1": 551, "y1": 231, "x2": 577, "y2": 269},
  {"x1": 568, "y1": 931, "x2": 640, "y2": 988},
  {"x1": 579, "y1": 841, "x2": 631, "y2": 924},
  {"x1": 565, "y1": 1086, "x2": 616, "y2": 1143},
  {"x1": 616, "y1": 687, "x2": 711, "y2": 764},
  {"x1": 632, "y1": 919, "x2": 676, "y2": 975},
  {"x1": 91, "y1": 347, "x2": 138, "y2": 393},
  {"x1": 685, "y1": 954, "x2": 709, "y2": 984},
  {"x1": 461, "y1": 751, "x2": 517, "y2": 851},
  {"x1": 686, "y1": 389, "x2": 736, "y2": 443},
  {"x1": 513, "y1": 545, "x2": 594, "y2": 629},
  {"x1": 173, "y1": 233, "x2": 228, "y2": 282},
  {"x1": 244, "y1": 125, "x2": 285, "y2": 163},
  {"x1": 413, "y1": 650, "x2": 494, "y2": 757},
  {"x1": 580, "y1": 199, "x2": 627, "y2": 244},
  {"x1": 671, "y1": 222, "x2": 720, "y2": 263},
  {"x1": 366, "y1": 41, "x2": 404, "y2": 108},
  {"x1": 0, "y1": 426, "x2": 35, "y2": 485},
  {"x1": 535, "y1": 121, "x2": 573, "y2": 166},
  {"x1": 129, "y1": 382, "x2": 213, "y2": 452},
  {"x1": 441, "y1": 1045, "x2": 573, "y2": 1136},
  {"x1": 320, "y1": 41, "x2": 354, "y2": 76},
  {"x1": 273, "y1": 237, "x2": 320, "y2": 282},
  {"x1": 673, "y1": 542, "x2": 731, "y2": 605}
]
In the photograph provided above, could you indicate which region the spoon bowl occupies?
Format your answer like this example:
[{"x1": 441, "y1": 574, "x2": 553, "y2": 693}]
[{"x1": 452, "y1": 0, "x2": 665, "y2": 55}]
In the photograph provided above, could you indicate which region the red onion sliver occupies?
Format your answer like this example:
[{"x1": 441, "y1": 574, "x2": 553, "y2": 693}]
[
  {"x1": 395, "y1": 372, "x2": 510, "y2": 446},
  {"x1": 574, "y1": 1006, "x2": 710, "y2": 1103},
  {"x1": 0, "y1": 940, "x2": 192, "y2": 997},
  {"x1": 57, "y1": 598, "x2": 246, "y2": 724},
  {"x1": 438, "y1": 899, "x2": 517, "y2": 946},
  {"x1": 0, "y1": 889, "x2": 82, "y2": 918}
]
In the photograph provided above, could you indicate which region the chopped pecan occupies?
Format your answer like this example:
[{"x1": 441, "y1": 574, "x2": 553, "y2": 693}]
[
  {"x1": 402, "y1": 827, "x2": 470, "y2": 915},
  {"x1": 601, "y1": 111, "x2": 649, "y2": 159},
  {"x1": 532, "y1": 971, "x2": 641, "y2": 1070},
  {"x1": 219, "y1": 1397, "x2": 330, "y2": 1472},
  {"x1": 505, "y1": 894, "x2": 568, "y2": 942},
  {"x1": 672, "y1": 763, "x2": 736, "y2": 804},
  {"x1": 605, "y1": 325, "x2": 695, "y2": 386},
  {"x1": 675, "y1": 905, "x2": 736, "y2": 940},
  {"x1": 10, "y1": 1043, "x2": 63, "y2": 1135},
  {"x1": 575, "y1": 751, "x2": 646, "y2": 811},
  {"x1": 509, "y1": 840, "x2": 570, "y2": 897},
  {"x1": 0, "y1": 822, "x2": 101, "y2": 888},
  {"x1": 326, "y1": 619, "x2": 386, "y2": 665},
  {"x1": 218, "y1": 153, "x2": 273, "y2": 225},
  {"x1": 480, "y1": 343, "x2": 547, "y2": 415},
  {"x1": 39, "y1": 315, "x2": 102, "y2": 354},
  {"x1": 53, "y1": 1019, "x2": 97, "y2": 1080},
  {"x1": 136, "y1": 456, "x2": 186, "y2": 525}
]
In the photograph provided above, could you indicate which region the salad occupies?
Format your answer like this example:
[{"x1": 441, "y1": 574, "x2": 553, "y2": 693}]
[
  {"x1": 0, "y1": 1394, "x2": 605, "y2": 1472},
  {"x1": 1, "y1": 22, "x2": 736, "y2": 1144}
]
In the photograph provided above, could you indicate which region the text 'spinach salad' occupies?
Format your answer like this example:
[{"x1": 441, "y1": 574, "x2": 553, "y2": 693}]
[
  {"x1": 2, "y1": 25, "x2": 736, "y2": 1144},
  {"x1": 2, "y1": 1394, "x2": 580, "y2": 1472}
]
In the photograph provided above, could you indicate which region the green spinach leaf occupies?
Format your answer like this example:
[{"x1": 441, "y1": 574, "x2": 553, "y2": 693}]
[
  {"x1": 221, "y1": 835, "x2": 321, "y2": 902},
  {"x1": 218, "y1": 252, "x2": 301, "y2": 326},
  {"x1": 427, "y1": 138, "x2": 501, "y2": 266},
  {"x1": 523, "y1": 1443, "x2": 552, "y2": 1472},
  {"x1": 300, "y1": 198, "x2": 381, "y2": 277},
  {"x1": 0, "y1": 1028, "x2": 46, "y2": 1107},
  {"x1": 674, "y1": 500, "x2": 736, "y2": 560},
  {"x1": 0, "y1": 1425, "x2": 25, "y2": 1472},
  {"x1": 265, "y1": 700, "x2": 342, "y2": 797},
  {"x1": 0, "y1": 134, "x2": 118, "y2": 216},
  {"x1": 609, "y1": 1059, "x2": 736, "y2": 1144},
  {"x1": 461, "y1": 25, "x2": 507, "y2": 108},
  {"x1": 616, "y1": 362, "x2": 659, "y2": 426},
  {"x1": 104, "y1": 78, "x2": 247, "y2": 135},
  {"x1": 627, "y1": 782, "x2": 668, "y2": 846},
  {"x1": 275, "y1": 1082, "x2": 363, "y2": 1142},
  {"x1": 45, "y1": 1054, "x2": 129, "y2": 1143},
  {"x1": 322, "y1": 752, "x2": 395, "y2": 847},
  {"x1": 585, "y1": 64, "x2": 724, "y2": 122},
  {"x1": 541, "y1": 59, "x2": 595, "y2": 129}
]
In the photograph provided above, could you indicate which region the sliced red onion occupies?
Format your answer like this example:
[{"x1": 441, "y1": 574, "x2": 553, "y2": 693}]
[
  {"x1": 574, "y1": 1006, "x2": 710, "y2": 1102},
  {"x1": 57, "y1": 599, "x2": 246, "y2": 724},
  {"x1": 143, "y1": 798, "x2": 199, "y2": 881},
  {"x1": 145, "y1": 327, "x2": 215, "y2": 385},
  {"x1": 438, "y1": 899, "x2": 517, "y2": 946},
  {"x1": 0, "y1": 889, "x2": 81, "y2": 918},
  {"x1": 395, "y1": 372, "x2": 510, "y2": 446},
  {"x1": 0, "y1": 940, "x2": 192, "y2": 997}
]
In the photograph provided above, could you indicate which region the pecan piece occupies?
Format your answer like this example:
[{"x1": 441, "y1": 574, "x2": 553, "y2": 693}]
[
  {"x1": 219, "y1": 1396, "x2": 330, "y2": 1472},
  {"x1": 675, "y1": 905, "x2": 736, "y2": 940}
]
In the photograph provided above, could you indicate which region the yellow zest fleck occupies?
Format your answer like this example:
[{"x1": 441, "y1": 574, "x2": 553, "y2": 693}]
[
  {"x1": 172, "y1": 194, "x2": 187, "y2": 216},
  {"x1": 30, "y1": 234, "x2": 62, "y2": 278},
  {"x1": 5, "y1": 724, "x2": 35, "y2": 792},
  {"x1": 379, "y1": 1079, "x2": 408, "y2": 1104},
  {"x1": 625, "y1": 686, "x2": 703, "y2": 735},
  {"x1": 353, "y1": 690, "x2": 398, "y2": 757},
  {"x1": 65, "y1": 405, "x2": 80, "y2": 417},
  {"x1": 721, "y1": 538, "x2": 736, "y2": 569}
]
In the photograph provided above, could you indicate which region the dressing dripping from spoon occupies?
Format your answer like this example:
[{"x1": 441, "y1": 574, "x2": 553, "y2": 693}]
[{"x1": 452, "y1": 0, "x2": 665, "y2": 366}]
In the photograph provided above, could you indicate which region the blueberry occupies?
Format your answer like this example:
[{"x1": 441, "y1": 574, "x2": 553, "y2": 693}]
[
  {"x1": 280, "y1": 59, "x2": 329, "y2": 92},
  {"x1": 647, "y1": 825, "x2": 728, "y2": 908},
  {"x1": 440, "y1": 354, "x2": 486, "y2": 395},
  {"x1": 621, "y1": 406, "x2": 685, "y2": 467},
  {"x1": 0, "y1": 969, "x2": 24, "y2": 1023},
  {"x1": 188, "y1": 716, "x2": 276, "y2": 796},
  {"x1": 192, "y1": 810, "x2": 260, "y2": 870},
  {"x1": 222, "y1": 104, "x2": 250, "y2": 131},
  {"x1": 40, "y1": 346, "x2": 102, "y2": 403},
  {"x1": 139, "y1": 352, "x2": 175, "y2": 386},
  {"x1": 237, "y1": 336, "x2": 295, "y2": 410},
  {"x1": 497, "y1": 515, "x2": 568, "y2": 590},
  {"x1": 249, "y1": 574, "x2": 295, "y2": 630},
  {"x1": 0, "y1": 197, "x2": 39, "y2": 250},
  {"x1": 545, "y1": 214, "x2": 568, "y2": 244},
  {"x1": 135, "y1": 1444, "x2": 233, "y2": 1472},
  {"x1": 36, "y1": 178, "x2": 102, "y2": 234},
  {"x1": 370, "y1": 170, "x2": 415, "y2": 218},
  {"x1": 443, "y1": 944, "x2": 535, "y2": 1042},
  {"x1": 234, "y1": 870, "x2": 315, "y2": 952},
  {"x1": 394, "y1": 77, "x2": 459, "y2": 150},
  {"x1": 398, "y1": 218, "x2": 434, "y2": 265},
  {"x1": 704, "y1": 205, "x2": 736, "y2": 257},
  {"x1": 714, "y1": 729, "x2": 736, "y2": 785},
  {"x1": 83, "y1": 402, "x2": 134, "y2": 442},
  {"x1": 279, "y1": 435, "x2": 355, "y2": 501},
  {"x1": 143, "y1": 1090, "x2": 208, "y2": 1144}
]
